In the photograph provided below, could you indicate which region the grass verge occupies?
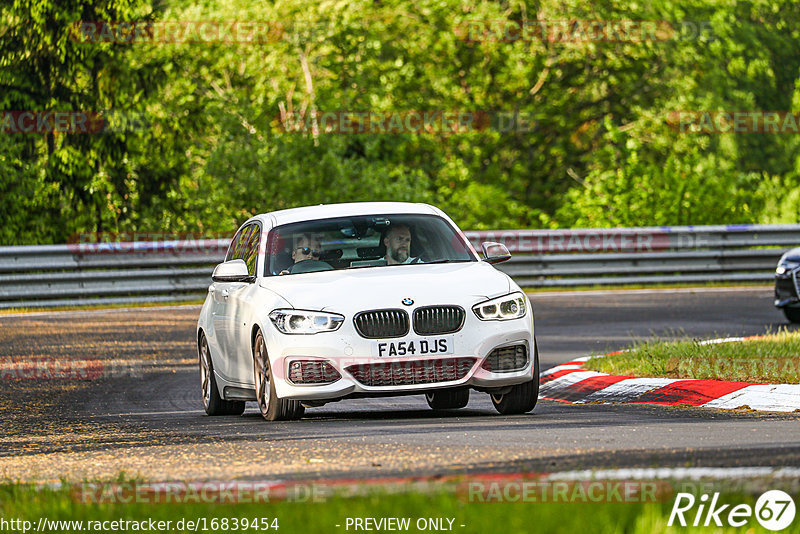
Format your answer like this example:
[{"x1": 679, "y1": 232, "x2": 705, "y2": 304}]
[
  {"x1": 583, "y1": 330, "x2": 800, "y2": 383},
  {"x1": 0, "y1": 480, "x2": 796, "y2": 534}
]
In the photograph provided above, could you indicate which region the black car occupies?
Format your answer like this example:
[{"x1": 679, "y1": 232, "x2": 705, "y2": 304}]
[{"x1": 775, "y1": 247, "x2": 800, "y2": 323}]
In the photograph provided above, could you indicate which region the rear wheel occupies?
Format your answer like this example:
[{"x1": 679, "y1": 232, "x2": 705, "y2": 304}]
[
  {"x1": 199, "y1": 333, "x2": 245, "y2": 416},
  {"x1": 784, "y1": 307, "x2": 800, "y2": 324},
  {"x1": 253, "y1": 331, "x2": 305, "y2": 421},
  {"x1": 425, "y1": 388, "x2": 469, "y2": 410},
  {"x1": 490, "y1": 340, "x2": 540, "y2": 415}
]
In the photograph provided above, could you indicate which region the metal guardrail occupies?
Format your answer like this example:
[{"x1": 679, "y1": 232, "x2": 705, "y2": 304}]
[{"x1": 0, "y1": 225, "x2": 796, "y2": 309}]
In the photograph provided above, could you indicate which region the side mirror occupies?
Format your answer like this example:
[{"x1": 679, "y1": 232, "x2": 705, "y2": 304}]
[
  {"x1": 481, "y1": 242, "x2": 511, "y2": 264},
  {"x1": 212, "y1": 259, "x2": 253, "y2": 282}
]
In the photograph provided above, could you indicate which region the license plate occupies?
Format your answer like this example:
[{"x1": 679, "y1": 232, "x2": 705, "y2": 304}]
[{"x1": 372, "y1": 336, "x2": 454, "y2": 357}]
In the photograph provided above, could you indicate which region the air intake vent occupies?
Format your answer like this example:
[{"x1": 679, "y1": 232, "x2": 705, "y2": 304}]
[
  {"x1": 354, "y1": 309, "x2": 409, "y2": 339},
  {"x1": 481, "y1": 345, "x2": 528, "y2": 373},
  {"x1": 287, "y1": 360, "x2": 341, "y2": 385},
  {"x1": 413, "y1": 306, "x2": 465, "y2": 335},
  {"x1": 345, "y1": 357, "x2": 476, "y2": 387},
  {"x1": 794, "y1": 269, "x2": 800, "y2": 298},
  {"x1": 776, "y1": 276, "x2": 798, "y2": 302}
]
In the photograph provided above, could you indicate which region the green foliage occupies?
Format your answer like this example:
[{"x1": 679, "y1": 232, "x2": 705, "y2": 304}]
[
  {"x1": 557, "y1": 119, "x2": 764, "y2": 227},
  {"x1": 2, "y1": 0, "x2": 800, "y2": 244}
]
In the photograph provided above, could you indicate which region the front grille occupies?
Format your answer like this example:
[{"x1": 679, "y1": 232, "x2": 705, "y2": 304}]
[
  {"x1": 413, "y1": 306, "x2": 465, "y2": 335},
  {"x1": 345, "y1": 357, "x2": 476, "y2": 386},
  {"x1": 776, "y1": 272, "x2": 800, "y2": 302},
  {"x1": 354, "y1": 309, "x2": 409, "y2": 339},
  {"x1": 481, "y1": 345, "x2": 528, "y2": 373}
]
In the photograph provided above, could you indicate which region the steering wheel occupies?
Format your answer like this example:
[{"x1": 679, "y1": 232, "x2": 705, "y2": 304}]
[{"x1": 287, "y1": 259, "x2": 334, "y2": 274}]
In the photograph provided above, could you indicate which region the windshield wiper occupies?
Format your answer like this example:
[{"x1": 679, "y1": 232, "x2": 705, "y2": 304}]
[{"x1": 424, "y1": 258, "x2": 473, "y2": 264}]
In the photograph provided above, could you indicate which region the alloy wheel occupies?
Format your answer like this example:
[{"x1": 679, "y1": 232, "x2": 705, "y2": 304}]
[{"x1": 254, "y1": 335, "x2": 272, "y2": 417}]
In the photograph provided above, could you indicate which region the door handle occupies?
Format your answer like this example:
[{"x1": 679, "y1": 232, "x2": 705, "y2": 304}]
[{"x1": 221, "y1": 289, "x2": 230, "y2": 299}]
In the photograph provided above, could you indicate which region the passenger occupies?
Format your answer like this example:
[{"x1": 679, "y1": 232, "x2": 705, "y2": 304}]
[
  {"x1": 280, "y1": 233, "x2": 322, "y2": 274},
  {"x1": 292, "y1": 233, "x2": 321, "y2": 263}
]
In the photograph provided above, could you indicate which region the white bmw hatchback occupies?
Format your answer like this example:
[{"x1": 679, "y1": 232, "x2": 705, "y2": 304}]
[{"x1": 197, "y1": 202, "x2": 538, "y2": 420}]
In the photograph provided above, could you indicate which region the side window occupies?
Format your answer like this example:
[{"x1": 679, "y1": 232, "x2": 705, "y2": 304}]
[
  {"x1": 243, "y1": 224, "x2": 261, "y2": 276},
  {"x1": 226, "y1": 224, "x2": 252, "y2": 262}
]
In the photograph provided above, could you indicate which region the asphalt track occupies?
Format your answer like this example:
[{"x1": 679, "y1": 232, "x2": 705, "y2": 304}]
[{"x1": 1, "y1": 286, "x2": 798, "y2": 482}]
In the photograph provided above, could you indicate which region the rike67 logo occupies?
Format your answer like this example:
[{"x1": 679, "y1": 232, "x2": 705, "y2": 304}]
[{"x1": 669, "y1": 490, "x2": 796, "y2": 530}]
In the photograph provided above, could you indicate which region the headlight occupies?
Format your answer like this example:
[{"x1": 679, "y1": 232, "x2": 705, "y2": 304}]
[
  {"x1": 777, "y1": 261, "x2": 799, "y2": 275},
  {"x1": 269, "y1": 309, "x2": 344, "y2": 334},
  {"x1": 472, "y1": 292, "x2": 527, "y2": 321}
]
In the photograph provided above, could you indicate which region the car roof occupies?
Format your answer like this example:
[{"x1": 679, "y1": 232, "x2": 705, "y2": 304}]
[{"x1": 251, "y1": 202, "x2": 441, "y2": 227}]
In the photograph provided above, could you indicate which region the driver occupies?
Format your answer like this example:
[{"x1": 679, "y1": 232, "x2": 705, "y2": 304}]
[{"x1": 383, "y1": 225, "x2": 417, "y2": 265}]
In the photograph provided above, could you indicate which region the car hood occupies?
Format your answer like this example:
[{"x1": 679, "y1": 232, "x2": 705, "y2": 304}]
[
  {"x1": 259, "y1": 261, "x2": 512, "y2": 312},
  {"x1": 781, "y1": 247, "x2": 800, "y2": 263}
]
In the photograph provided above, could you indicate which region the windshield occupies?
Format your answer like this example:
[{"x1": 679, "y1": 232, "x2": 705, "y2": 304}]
[{"x1": 264, "y1": 214, "x2": 478, "y2": 276}]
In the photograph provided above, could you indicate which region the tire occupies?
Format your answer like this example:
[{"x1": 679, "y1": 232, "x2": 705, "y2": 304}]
[
  {"x1": 490, "y1": 339, "x2": 540, "y2": 415},
  {"x1": 199, "y1": 333, "x2": 245, "y2": 416},
  {"x1": 784, "y1": 307, "x2": 800, "y2": 324},
  {"x1": 253, "y1": 331, "x2": 305, "y2": 421},
  {"x1": 425, "y1": 388, "x2": 469, "y2": 410}
]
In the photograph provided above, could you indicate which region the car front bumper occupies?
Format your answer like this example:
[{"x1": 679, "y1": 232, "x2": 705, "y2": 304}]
[
  {"x1": 775, "y1": 270, "x2": 800, "y2": 308},
  {"x1": 266, "y1": 316, "x2": 535, "y2": 401}
]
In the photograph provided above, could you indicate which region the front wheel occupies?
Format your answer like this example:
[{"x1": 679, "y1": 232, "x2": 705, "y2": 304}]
[
  {"x1": 253, "y1": 331, "x2": 304, "y2": 421},
  {"x1": 425, "y1": 388, "x2": 469, "y2": 410},
  {"x1": 784, "y1": 307, "x2": 800, "y2": 324},
  {"x1": 490, "y1": 340, "x2": 540, "y2": 415},
  {"x1": 199, "y1": 333, "x2": 245, "y2": 416}
]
